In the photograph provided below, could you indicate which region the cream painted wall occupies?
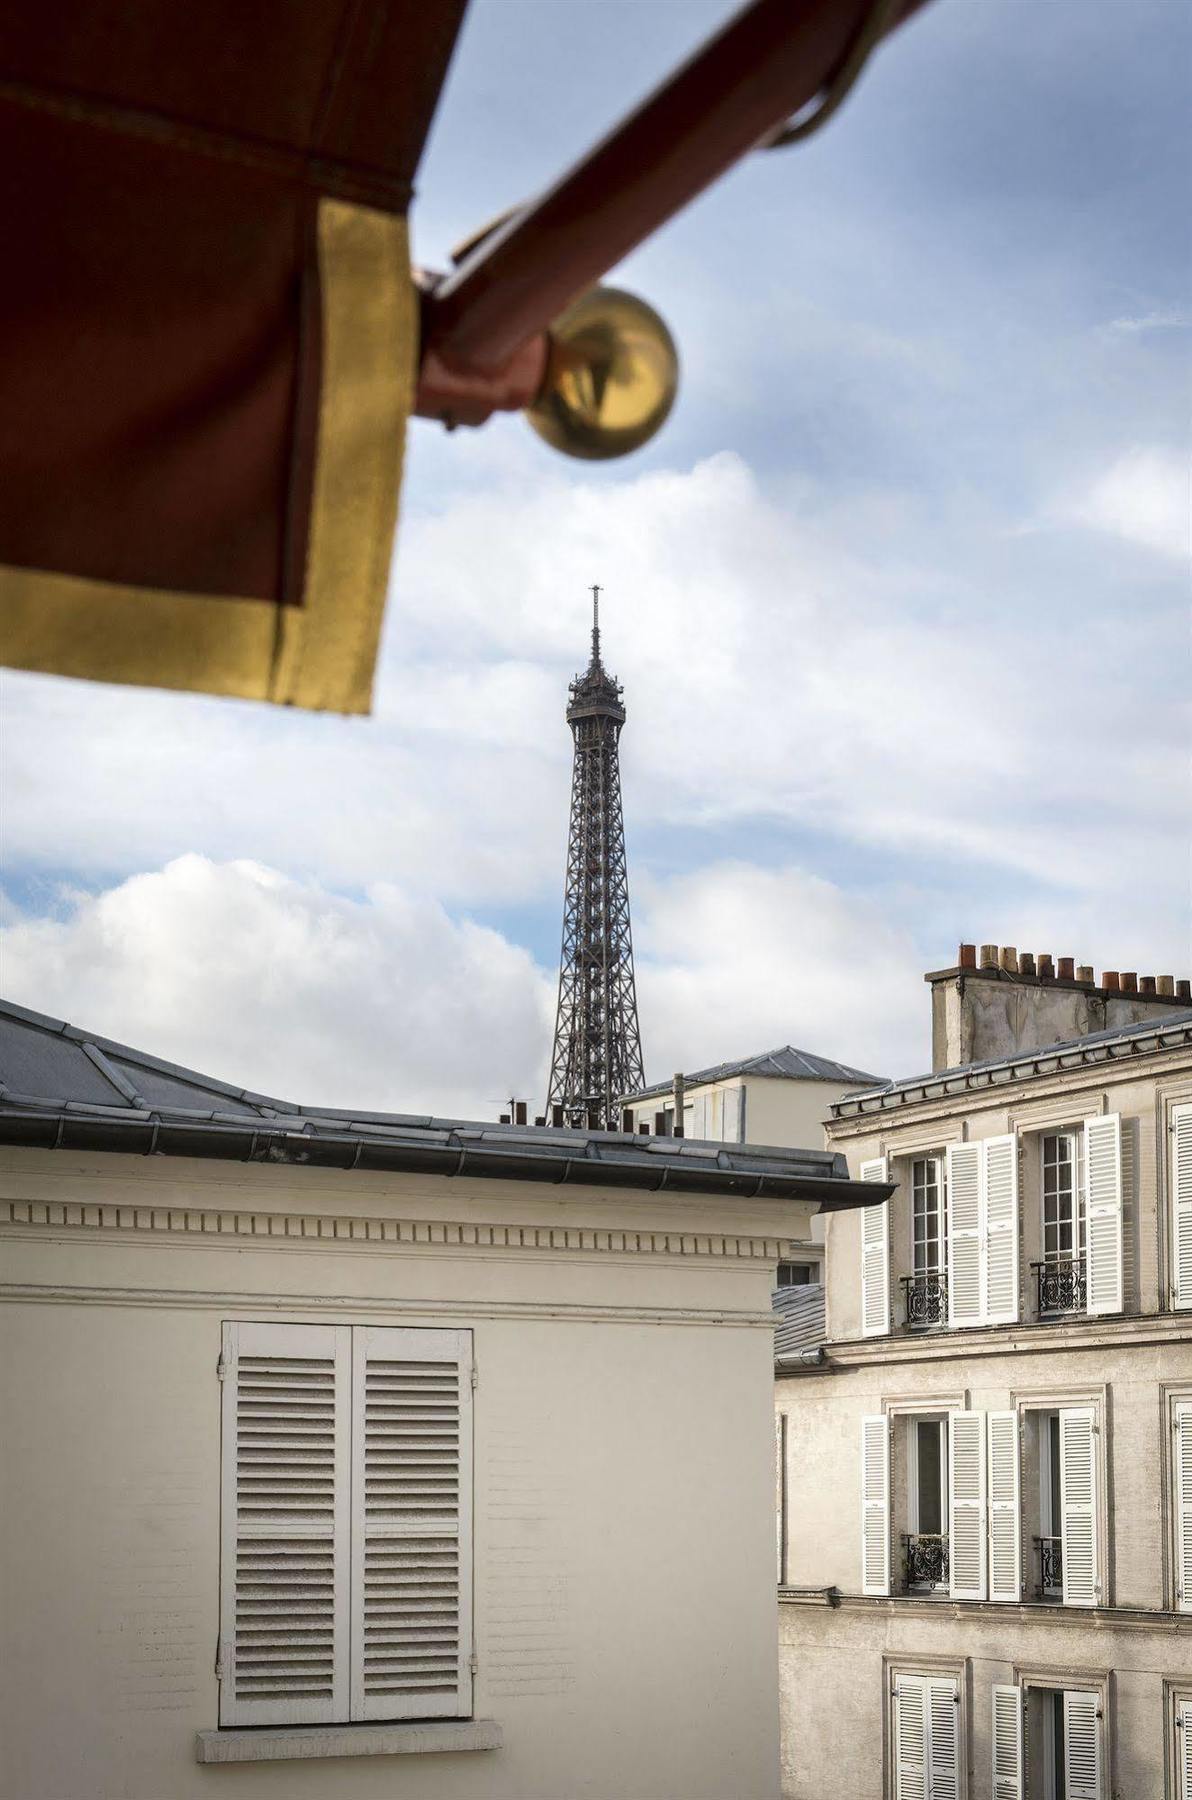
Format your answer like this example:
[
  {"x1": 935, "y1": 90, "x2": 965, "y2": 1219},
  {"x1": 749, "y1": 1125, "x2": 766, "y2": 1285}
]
[{"x1": 0, "y1": 1149, "x2": 802, "y2": 1800}]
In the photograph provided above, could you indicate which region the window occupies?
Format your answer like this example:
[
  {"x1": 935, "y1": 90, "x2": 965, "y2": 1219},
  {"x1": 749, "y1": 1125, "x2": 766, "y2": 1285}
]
[
  {"x1": 913, "y1": 1157, "x2": 948, "y2": 1277},
  {"x1": 218, "y1": 1321, "x2": 472, "y2": 1729},
  {"x1": 776, "y1": 1261, "x2": 816, "y2": 1287},
  {"x1": 904, "y1": 1154, "x2": 949, "y2": 1327},
  {"x1": 1036, "y1": 1133, "x2": 1087, "y2": 1315},
  {"x1": 1173, "y1": 1399, "x2": 1192, "y2": 1613},
  {"x1": 1021, "y1": 1405, "x2": 1100, "y2": 1607},
  {"x1": 994, "y1": 1684, "x2": 1104, "y2": 1800},
  {"x1": 889, "y1": 1669, "x2": 962, "y2": 1799},
  {"x1": 904, "y1": 1417, "x2": 949, "y2": 1591}
]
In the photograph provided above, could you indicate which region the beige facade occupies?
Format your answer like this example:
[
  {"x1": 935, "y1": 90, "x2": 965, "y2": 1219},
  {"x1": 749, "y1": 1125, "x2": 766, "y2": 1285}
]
[
  {"x1": 776, "y1": 998, "x2": 1192, "y2": 1800},
  {"x1": 0, "y1": 1083, "x2": 859, "y2": 1800}
]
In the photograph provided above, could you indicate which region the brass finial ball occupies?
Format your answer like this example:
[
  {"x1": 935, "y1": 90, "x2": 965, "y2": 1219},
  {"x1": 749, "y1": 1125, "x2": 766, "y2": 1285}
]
[{"x1": 526, "y1": 286, "x2": 679, "y2": 460}]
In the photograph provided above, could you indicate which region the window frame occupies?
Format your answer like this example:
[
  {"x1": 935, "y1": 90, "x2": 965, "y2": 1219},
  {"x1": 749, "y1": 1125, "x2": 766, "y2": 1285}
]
[
  {"x1": 1041, "y1": 1129, "x2": 1087, "y2": 1270},
  {"x1": 911, "y1": 1153, "x2": 948, "y2": 1280},
  {"x1": 1013, "y1": 1667, "x2": 1111, "y2": 1800},
  {"x1": 882, "y1": 1653, "x2": 969, "y2": 1800},
  {"x1": 1011, "y1": 1387, "x2": 1109, "y2": 1610}
]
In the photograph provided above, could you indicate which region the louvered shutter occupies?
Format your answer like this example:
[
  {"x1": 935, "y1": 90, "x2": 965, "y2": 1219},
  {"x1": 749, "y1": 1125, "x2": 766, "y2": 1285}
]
[
  {"x1": 983, "y1": 1135, "x2": 1019, "y2": 1324},
  {"x1": 987, "y1": 1411, "x2": 1021, "y2": 1602},
  {"x1": 860, "y1": 1157, "x2": 890, "y2": 1337},
  {"x1": 860, "y1": 1414, "x2": 890, "y2": 1595},
  {"x1": 1059, "y1": 1406, "x2": 1099, "y2": 1607},
  {"x1": 1179, "y1": 1698, "x2": 1192, "y2": 1799},
  {"x1": 948, "y1": 1410, "x2": 986, "y2": 1600},
  {"x1": 893, "y1": 1673, "x2": 958, "y2": 1800},
  {"x1": 991, "y1": 1685, "x2": 1023, "y2": 1800},
  {"x1": 894, "y1": 1675, "x2": 928, "y2": 1800},
  {"x1": 350, "y1": 1326, "x2": 472, "y2": 1721},
  {"x1": 1062, "y1": 1690, "x2": 1101, "y2": 1800},
  {"x1": 1084, "y1": 1115, "x2": 1123, "y2": 1315},
  {"x1": 219, "y1": 1320, "x2": 351, "y2": 1726},
  {"x1": 926, "y1": 1676, "x2": 960, "y2": 1800},
  {"x1": 723, "y1": 1085, "x2": 742, "y2": 1143},
  {"x1": 1174, "y1": 1402, "x2": 1192, "y2": 1612},
  {"x1": 1172, "y1": 1105, "x2": 1192, "y2": 1310},
  {"x1": 947, "y1": 1144, "x2": 983, "y2": 1326}
]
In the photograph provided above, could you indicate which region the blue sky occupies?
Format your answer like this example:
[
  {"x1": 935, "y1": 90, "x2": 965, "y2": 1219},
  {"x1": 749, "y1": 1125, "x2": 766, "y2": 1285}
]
[{"x1": 1, "y1": 0, "x2": 1188, "y2": 1114}]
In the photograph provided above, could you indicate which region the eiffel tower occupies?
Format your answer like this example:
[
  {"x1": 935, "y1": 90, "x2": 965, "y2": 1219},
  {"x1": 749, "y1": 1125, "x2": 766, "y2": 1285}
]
[{"x1": 546, "y1": 587, "x2": 645, "y2": 1128}]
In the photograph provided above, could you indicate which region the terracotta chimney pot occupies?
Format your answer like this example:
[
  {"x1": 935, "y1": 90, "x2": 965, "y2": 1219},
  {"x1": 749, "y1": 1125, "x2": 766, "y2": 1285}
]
[
  {"x1": 1140, "y1": 976, "x2": 1157, "y2": 996},
  {"x1": 980, "y1": 943, "x2": 999, "y2": 970},
  {"x1": 1177, "y1": 979, "x2": 1191, "y2": 1001},
  {"x1": 1057, "y1": 957, "x2": 1075, "y2": 980},
  {"x1": 1120, "y1": 972, "x2": 1138, "y2": 993},
  {"x1": 1102, "y1": 971, "x2": 1120, "y2": 991},
  {"x1": 1020, "y1": 952, "x2": 1036, "y2": 977},
  {"x1": 1076, "y1": 965, "x2": 1094, "y2": 983},
  {"x1": 1157, "y1": 975, "x2": 1175, "y2": 996},
  {"x1": 1037, "y1": 953, "x2": 1055, "y2": 980},
  {"x1": 959, "y1": 943, "x2": 977, "y2": 969},
  {"x1": 1000, "y1": 946, "x2": 1018, "y2": 973}
]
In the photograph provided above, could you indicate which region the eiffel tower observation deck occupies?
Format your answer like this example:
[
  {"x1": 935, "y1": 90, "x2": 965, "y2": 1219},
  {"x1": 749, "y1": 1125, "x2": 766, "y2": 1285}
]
[{"x1": 546, "y1": 587, "x2": 645, "y2": 1129}]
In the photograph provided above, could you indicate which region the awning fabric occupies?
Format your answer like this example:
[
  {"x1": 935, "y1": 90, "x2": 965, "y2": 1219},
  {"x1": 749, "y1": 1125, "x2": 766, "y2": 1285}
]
[{"x1": 0, "y1": 1, "x2": 467, "y2": 712}]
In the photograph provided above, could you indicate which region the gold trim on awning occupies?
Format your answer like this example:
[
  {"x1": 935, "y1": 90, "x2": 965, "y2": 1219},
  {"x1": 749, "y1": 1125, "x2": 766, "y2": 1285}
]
[{"x1": 0, "y1": 198, "x2": 414, "y2": 714}]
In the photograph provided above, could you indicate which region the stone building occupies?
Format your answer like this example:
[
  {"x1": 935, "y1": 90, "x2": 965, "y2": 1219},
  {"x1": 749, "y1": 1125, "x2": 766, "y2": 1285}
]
[
  {"x1": 776, "y1": 946, "x2": 1192, "y2": 1800},
  {"x1": 0, "y1": 996, "x2": 881, "y2": 1800}
]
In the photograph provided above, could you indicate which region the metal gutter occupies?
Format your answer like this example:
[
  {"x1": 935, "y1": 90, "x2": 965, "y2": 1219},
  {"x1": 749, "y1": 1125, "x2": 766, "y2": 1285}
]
[{"x1": 0, "y1": 1109, "x2": 892, "y2": 1209}]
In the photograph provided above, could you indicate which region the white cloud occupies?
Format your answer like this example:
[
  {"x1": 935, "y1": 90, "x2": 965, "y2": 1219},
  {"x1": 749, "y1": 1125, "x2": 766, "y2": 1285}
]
[
  {"x1": 0, "y1": 857, "x2": 553, "y2": 1119},
  {"x1": 1068, "y1": 446, "x2": 1189, "y2": 561}
]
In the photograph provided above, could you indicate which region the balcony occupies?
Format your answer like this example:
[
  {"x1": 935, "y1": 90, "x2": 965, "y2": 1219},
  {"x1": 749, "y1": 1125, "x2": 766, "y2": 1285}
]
[
  {"x1": 1033, "y1": 1533, "x2": 1063, "y2": 1598},
  {"x1": 900, "y1": 1270, "x2": 947, "y2": 1329},
  {"x1": 901, "y1": 1532, "x2": 949, "y2": 1592},
  {"x1": 1031, "y1": 1256, "x2": 1086, "y2": 1317}
]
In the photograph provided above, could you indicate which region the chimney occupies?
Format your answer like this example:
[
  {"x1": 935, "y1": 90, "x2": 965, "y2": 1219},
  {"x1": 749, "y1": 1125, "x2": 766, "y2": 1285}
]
[
  {"x1": 926, "y1": 939, "x2": 1191, "y2": 1071},
  {"x1": 672, "y1": 1071, "x2": 686, "y2": 1137}
]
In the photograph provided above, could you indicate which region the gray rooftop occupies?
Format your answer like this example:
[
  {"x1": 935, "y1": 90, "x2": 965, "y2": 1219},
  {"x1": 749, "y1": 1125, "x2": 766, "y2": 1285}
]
[
  {"x1": 0, "y1": 998, "x2": 888, "y2": 1208},
  {"x1": 627, "y1": 1044, "x2": 886, "y2": 1104},
  {"x1": 830, "y1": 1009, "x2": 1192, "y2": 1118}
]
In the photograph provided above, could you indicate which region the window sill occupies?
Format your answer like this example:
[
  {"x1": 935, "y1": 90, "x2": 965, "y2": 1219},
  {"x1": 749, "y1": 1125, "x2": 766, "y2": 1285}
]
[{"x1": 194, "y1": 1721, "x2": 503, "y2": 1764}]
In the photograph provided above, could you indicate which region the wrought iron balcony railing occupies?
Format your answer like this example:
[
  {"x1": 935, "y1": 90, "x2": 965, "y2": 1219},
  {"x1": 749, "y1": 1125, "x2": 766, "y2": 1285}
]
[
  {"x1": 902, "y1": 1532, "x2": 949, "y2": 1591},
  {"x1": 900, "y1": 1270, "x2": 947, "y2": 1328},
  {"x1": 1031, "y1": 1256, "x2": 1086, "y2": 1316},
  {"x1": 1034, "y1": 1533, "x2": 1063, "y2": 1596}
]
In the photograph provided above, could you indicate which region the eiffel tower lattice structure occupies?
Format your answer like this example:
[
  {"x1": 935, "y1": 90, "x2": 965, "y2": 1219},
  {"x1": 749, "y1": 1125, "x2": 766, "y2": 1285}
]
[{"x1": 546, "y1": 587, "x2": 645, "y2": 1128}]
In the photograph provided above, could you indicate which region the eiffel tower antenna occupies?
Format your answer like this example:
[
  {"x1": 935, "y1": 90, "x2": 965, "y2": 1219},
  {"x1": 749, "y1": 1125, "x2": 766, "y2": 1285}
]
[{"x1": 546, "y1": 589, "x2": 645, "y2": 1128}]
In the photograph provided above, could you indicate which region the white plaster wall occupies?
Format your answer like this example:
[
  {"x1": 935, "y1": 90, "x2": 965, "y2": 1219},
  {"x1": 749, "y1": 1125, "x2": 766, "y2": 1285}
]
[{"x1": 0, "y1": 1152, "x2": 792, "y2": 1800}]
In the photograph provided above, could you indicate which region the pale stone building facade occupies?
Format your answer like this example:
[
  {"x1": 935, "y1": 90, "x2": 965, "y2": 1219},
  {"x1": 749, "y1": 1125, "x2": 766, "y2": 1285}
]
[
  {"x1": 0, "y1": 998, "x2": 880, "y2": 1800},
  {"x1": 776, "y1": 950, "x2": 1192, "y2": 1800}
]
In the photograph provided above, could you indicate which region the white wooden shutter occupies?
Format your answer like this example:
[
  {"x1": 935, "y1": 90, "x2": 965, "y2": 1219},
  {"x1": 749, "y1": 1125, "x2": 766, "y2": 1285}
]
[
  {"x1": 1063, "y1": 1689, "x2": 1101, "y2": 1800},
  {"x1": 860, "y1": 1414, "x2": 890, "y2": 1595},
  {"x1": 894, "y1": 1675, "x2": 929, "y2": 1800},
  {"x1": 1178, "y1": 1698, "x2": 1192, "y2": 1799},
  {"x1": 926, "y1": 1676, "x2": 960, "y2": 1800},
  {"x1": 947, "y1": 1143, "x2": 983, "y2": 1326},
  {"x1": 987, "y1": 1411, "x2": 1021, "y2": 1602},
  {"x1": 948, "y1": 1410, "x2": 986, "y2": 1600},
  {"x1": 991, "y1": 1684, "x2": 1023, "y2": 1800},
  {"x1": 1059, "y1": 1406, "x2": 1099, "y2": 1607},
  {"x1": 1174, "y1": 1402, "x2": 1192, "y2": 1612},
  {"x1": 219, "y1": 1320, "x2": 351, "y2": 1726},
  {"x1": 1172, "y1": 1104, "x2": 1192, "y2": 1310},
  {"x1": 860, "y1": 1156, "x2": 890, "y2": 1337},
  {"x1": 350, "y1": 1325, "x2": 472, "y2": 1721},
  {"x1": 723, "y1": 1085, "x2": 742, "y2": 1143},
  {"x1": 1084, "y1": 1114, "x2": 1123, "y2": 1315},
  {"x1": 893, "y1": 1673, "x2": 959, "y2": 1800},
  {"x1": 983, "y1": 1135, "x2": 1019, "y2": 1324}
]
